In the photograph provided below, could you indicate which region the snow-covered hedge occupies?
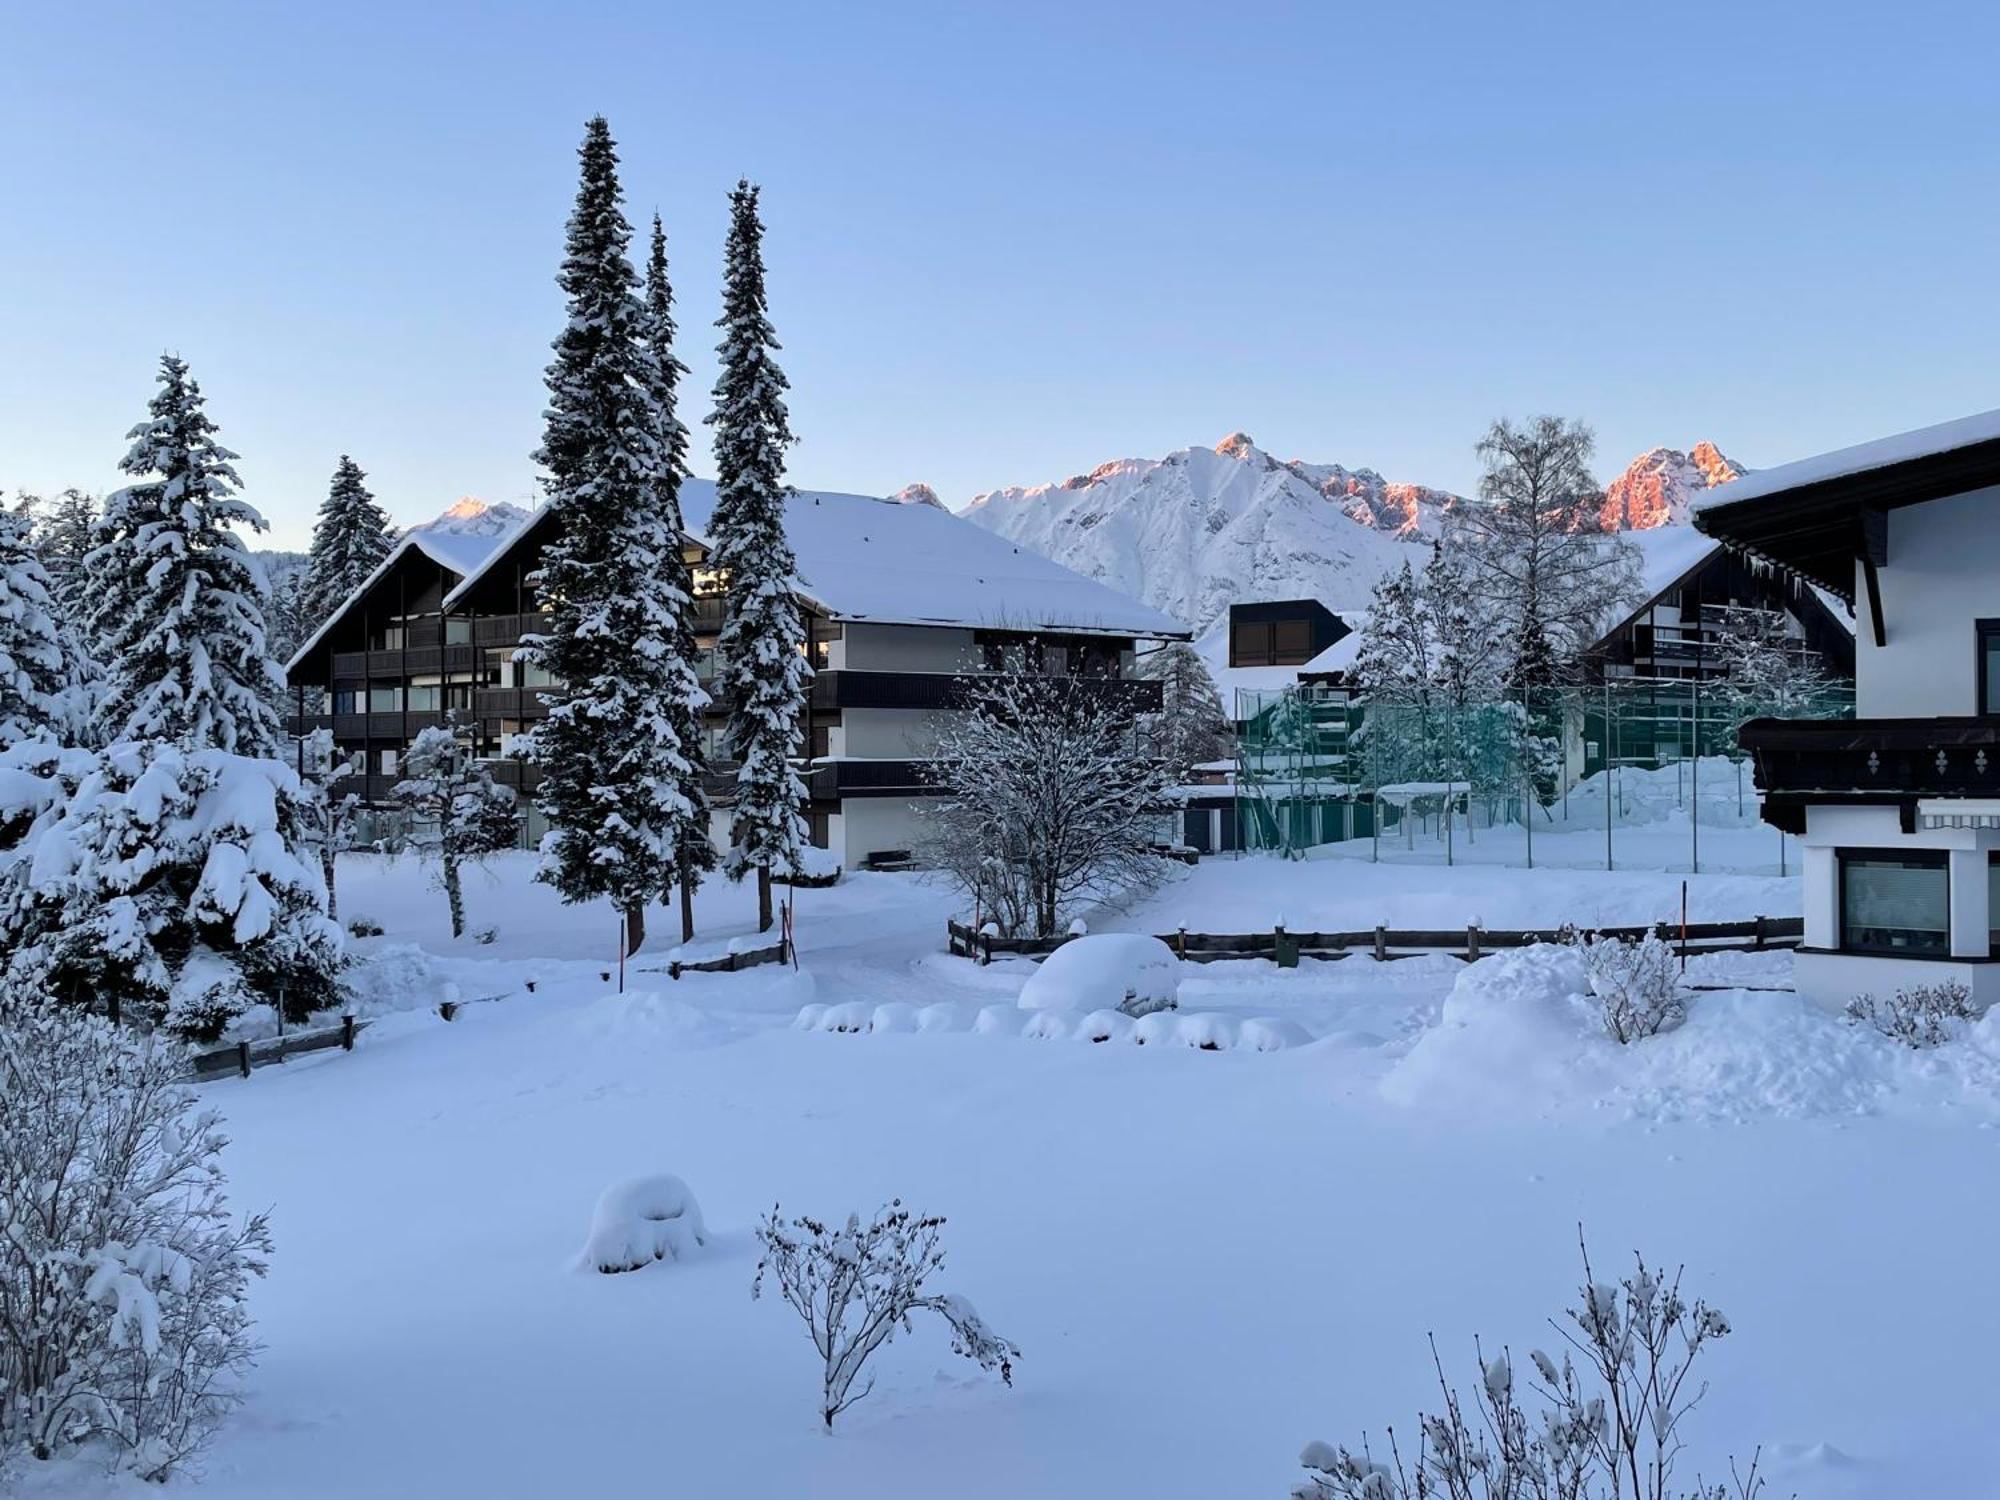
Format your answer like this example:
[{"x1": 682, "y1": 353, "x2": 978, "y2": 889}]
[{"x1": 1017, "y1": 933, "x2": 1181, "y2": 1017}]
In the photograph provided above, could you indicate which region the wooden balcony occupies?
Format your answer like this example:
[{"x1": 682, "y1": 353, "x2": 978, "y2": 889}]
[{"x1": 1740, "y1": 715, "x2": 2000, "y2": 833}]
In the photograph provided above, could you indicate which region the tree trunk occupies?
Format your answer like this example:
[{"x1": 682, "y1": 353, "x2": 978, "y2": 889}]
[
  {"x1": 443, "y1": 855, "x2": 464, "y2": 939},
  {"x1": 757, "y1": 865, "x2": 773, "y2": 933},
  {"x1": 679, "y1": 857, "x2": 696, "y2": 944},
  {"x1": 321, "y1": 846, "x2": 338, "y2": 922},
  {"x1": 625, "y1": 902, "x2": 646, "y2": 956}
]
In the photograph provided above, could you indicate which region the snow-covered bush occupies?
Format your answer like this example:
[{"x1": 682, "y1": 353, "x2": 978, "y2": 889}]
[
  {"x1": 1017, "y1": 933, "x2": 1181, "y2": 1017},
  {"x1": 1579, "y1": 928, "x2": 1684, "y2": 1044},
  {"x1": 347, "y1": 914, "x2": 384, "y2": 938},
  {"x1": 1294, "y1": 1238, "x2": 1762, "y2": 1500},
  {"x1": 1845, "y1": 980, "x2": 1977, "y2": 1050},
  {"x1": 0, "y1": 1002, "x2": 272, "y2": 1480},
  {"x1": 579, "y1": 1175, "x2": 707, "y2": 1273},
  {"x1": 4, "y1": 741, "x2": 345, "y2": 1039},
  {"x1": 753, "y1": 1200, "x2": 1018, "y2": 1430},
  {"x1": 918, "y1": 670, "x2": 1175, "y2": 938}
]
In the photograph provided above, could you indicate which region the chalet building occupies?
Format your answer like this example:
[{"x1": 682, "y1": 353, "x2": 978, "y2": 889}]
[
  {"x1": 1695, "y1": 410, "x2": 2000, "y2": 1009},
  {"x1": 286, "y1": 484, "x2": 1186, "y2": 871},
  {"x1": 1225, "y1": 599, "x2": 1350, "y2": 671},
  {"x1": 1584, "y1": 529, "x2": 1854, "y2": 686}
]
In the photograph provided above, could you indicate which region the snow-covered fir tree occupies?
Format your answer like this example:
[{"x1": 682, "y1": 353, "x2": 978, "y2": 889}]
[
  {"x1": 1446, "y1": 416, "x2": 1640, "y2": 682},
  {"x1": 3, "y1": 741, "x2": 344, "y2": 1039},
  {"x1": 521, "y1": 118, "x2": 706, "y2": 955},
  {"x1": 0, "y1": 1000, "x2": 271, "y2": 1480},
  {"x1": 0, "y1": 509, "x2": 80, "y2": 748},
  {"x1": 642, "y1": 212, "x2": 717, "y2": 943},
  {"x1": 84, "y1": 355, "x2": 283, "y2": 757},
  {"x1": 295, "y1": 727, "x2": 361, "y2": 923},
  {"x1": 706, "y1": 180, "x2": 809, "y2": 933},
  {"x1": 1140, "y1": 639, "x2": 1231, "y2": 782},
  {"x1": 391, "y1": 715, "x2": 518, "y2": 940},
  {"x1": 300, "y1": 455, "x2": 393, "y2": 633},
  {"x1": 31, "y1": 487, "x2": 97, "y2": 627},
  {"x1": 263, "y1": 566, "x2": 312, "y2": 673}
]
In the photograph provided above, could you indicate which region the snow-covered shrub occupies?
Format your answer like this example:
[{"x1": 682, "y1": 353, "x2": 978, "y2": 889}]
[
  {"x1": 753, "y1": 1200, "x2": 1018, "y2": 1430},
  {"x1": 1845, "y1": 980, "x2": 1977, "y2": 1049},
  {"x1": 0, "y1": 1002, "x2": 271, "y2": 1480},
  {"x1": 1579, "y1": 928, "x2": 1684, "y2": 1044},
  {"x1": 1017, "y1": 933, "x2": 1181, "y2": 1017},
  {"x1": 347, "y1": 914, "x2": 384, "y2": 938},
  {"x1": 5, "y1": 741, "x2": 345, "y2": 1037},
  {"x1": 1294, "y1": 1238, "x2": 1762, "y2": 1500},
  {"x1": 579, "y1": 1175, "x2": 707, "y2": 1273},
  {"x1": 163, "y1": 959, "x2": 258, "y2": 1046},
  {"x1": 918, "y1": 670, "x2": 1175, "y2": 938}
]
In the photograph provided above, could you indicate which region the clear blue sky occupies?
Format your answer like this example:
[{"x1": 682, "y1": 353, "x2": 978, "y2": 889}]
[{"x1": 3, "y1": 1, "x2": 1996, "y2": 548}]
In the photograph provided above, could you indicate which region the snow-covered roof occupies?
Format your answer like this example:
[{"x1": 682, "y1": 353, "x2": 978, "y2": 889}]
[
  {"x1": 284, "y1": 527, "x2": 515, "y2": 675},
  {"x1": 1693, "y1": 407, "x2": 2000, "y2": 513},
  {"x1": 1300, "y1": 626, "x2": 1365, "y2": 679},
  {"x1": 441, "y1": 481, "x2": 1187, "y2": 639},
  {"x1": 682, "y1": 481, "x2": 1187, "y2": 638}
]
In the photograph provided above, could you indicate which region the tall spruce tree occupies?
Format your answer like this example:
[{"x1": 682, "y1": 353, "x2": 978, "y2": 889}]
[
  {"x1": 523, "y1": 117, "x2": 703, "y2": 954},
  {"x1": 0, "y1": 510, "x2": 77, "y2": 748},
  {"x1": 33, "y1": 488, "x2": 96, "y2": 623},
  {"x1": 707, "y1": 180, "x2": 809, "y2": 933},
  {"x1": 643, "y1": 212, "x2": 718, "y2": 944},
  {"x1": 302, "y1": 455, "x2": 394, "y2": 631},
  {"x1": 86, "y1": 355, "x2": 282, "y2": 757}
]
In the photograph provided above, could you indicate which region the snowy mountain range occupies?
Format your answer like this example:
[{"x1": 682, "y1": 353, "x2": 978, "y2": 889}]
[
  {"x1": 952, "y1": 434, "x2": 1743, "y2": 634},
  {"x1": 403, "y1": 496, "x2": 534, "y2": 540}
]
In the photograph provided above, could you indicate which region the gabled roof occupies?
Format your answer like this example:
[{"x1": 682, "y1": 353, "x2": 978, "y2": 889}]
[
  {"x1": 1693, "y1": 408, "x2": 2000, "y2": 598},
  {"x1": 444, "y1": 479, "x2": 1189, "y2": 639},
  {"x1": 284, "y1": 527, "x2": 514, "y2": 676}
]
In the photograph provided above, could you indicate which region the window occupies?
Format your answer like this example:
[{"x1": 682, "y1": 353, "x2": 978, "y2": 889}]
[
  {"x1": 445, "y1": 616, "x2": 473, "y2": 645},
  {"x1": 331, "y1": 689, "x2": 357, "y2": 715},
  {"x1": 1231, "y1": 621, "x2": 1272, "y2": 667},
  {"x1": 1990, "y1": 855, "x2": 2000, "y2": 956},
  {"x1": 378, "y1": 748, "x2": 399, "y2": 777},
  {"x1": 367, "y1": 685, "x2": 400, "y2": 713},
  {"x1": 406, "y1": 684, "x2": 441, "y2": 712},
  {"x1": 1979, "y1": 620, "x2": 2000, "y2": 716},
  {"x1": 1840, "y1": 851, "x2": 1949, "y2": 956},
  {"x1": 1273, "y1": 619, "x2": 1313, "y2": 665}
]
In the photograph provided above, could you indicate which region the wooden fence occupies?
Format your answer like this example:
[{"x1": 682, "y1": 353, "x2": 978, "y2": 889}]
[
  {"x1": 188, "y1": 1015, "x2": 370, "y2": 1081},
  {"x1": 946, "y1": 915, "x2": 1802, "y2": 967}
]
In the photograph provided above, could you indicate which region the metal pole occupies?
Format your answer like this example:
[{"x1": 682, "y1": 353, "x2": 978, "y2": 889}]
[
  {"x1": 1604, "y1": 681, "x2": 1613, "y2": 872},
  {"x1": 1690, "y1": 675, "x2": 1701, "y2": 875}
]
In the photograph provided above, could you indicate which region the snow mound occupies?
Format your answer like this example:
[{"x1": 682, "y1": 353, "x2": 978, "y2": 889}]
[
  {"x1": 1384, "y1": 944, "x2": 2000, "y2": 1122},
  {"x1": 342, "y1": 942, "x2": 452, "y2": 1018},
  {"x1": 1018, "y1": 934, "x2": 1181, "y2": 1016},
  {"x1": 1135, "y1": 1011, "x2": 1238, "y2": 1050},
  {"x1": 578, "y1": 1175, "x2": 707, "y2": 1273},
  {"x1": 795, "y1": 998, "x2": 1305, "y2": 1054}
]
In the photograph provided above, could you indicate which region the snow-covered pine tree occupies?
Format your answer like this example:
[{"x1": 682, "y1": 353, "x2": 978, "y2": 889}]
[
  {"x1": 642, "y1": 213, "x2": 718, "y2": 944},
  {"x1": 0, "y1": 509, "x2": 80, "y2": 748},
  {"x1": 32, "y1": 487, "x2": 97, "y2": 626},
  {"x1": 391, "y1": 715, "x2": 518, "y2": 939},
  {"x1": 706, "y1": 180, "x2": 809, "y2": 933},
  {"x1": 85, "y1": 355, "x2": 282, "y2": 757},
  {"x1": 521, "y1": 118, "x2": 702, "y2": 955},
  {"x1": 300, "y1": 455, "x2": 394, "y2": 632},
  {"x1": 295, "y1": 727, "x2": 361, "y2": 922},
  {"x1": 1140, "y1": 639, "x2": 1232, "y2": 783}
]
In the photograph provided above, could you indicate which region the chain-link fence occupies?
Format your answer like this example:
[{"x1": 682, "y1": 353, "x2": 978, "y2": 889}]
[{"x1": 1224, "y1": 677, "x2": 1852, "y2": 875}]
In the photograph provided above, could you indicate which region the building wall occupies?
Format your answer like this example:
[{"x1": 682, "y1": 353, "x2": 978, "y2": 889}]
[
  {"x1": 1855, "y1": 484, "x2": 2000, "y2": 716},
  {"x1": 833, "y1": 798, "x2": 927, "y2": 867},
  {"x1": 833, "y1": 707, "x2": 951, "y2": 758}
]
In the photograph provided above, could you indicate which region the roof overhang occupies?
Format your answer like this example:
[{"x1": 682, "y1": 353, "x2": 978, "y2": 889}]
[{"x1": 1694, "y1": 434, "x2": 2000, "y2": 601}]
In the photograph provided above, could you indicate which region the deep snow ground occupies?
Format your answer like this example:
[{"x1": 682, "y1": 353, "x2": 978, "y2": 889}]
[{"x1": 30, "y1": 852, "x2": 2000, "y2": 1498}]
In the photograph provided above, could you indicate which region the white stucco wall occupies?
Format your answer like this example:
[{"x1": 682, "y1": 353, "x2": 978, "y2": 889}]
[
  {"x1": 836, "y1": 707, "x2": 950, "y2": 758},
  {"x1": 1853, "y1": 484, "x2": 2000, "y2": 717},
  {"x1": 835, "y1": 798, "x2": 926, "y2": 866}
]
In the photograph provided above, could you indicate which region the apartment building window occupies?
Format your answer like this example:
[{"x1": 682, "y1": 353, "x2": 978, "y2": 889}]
[
  {"x1": 377, "y1": 748, "x2": 399, "y2": 777},
  {"x1": 406, "y1": 684, "x2": 441, "y2": 712},
  {"x1": 331, "y1": 689, "x2": 357, "y2": 714},
  {"x1": 1840, "y1": 850, "x2": 1948, "y2": 957},
  {"x1": 1978, "y1": 620, "x2": 2000, "y2": 715},
  {"x1": 1231, "y1": 617, "x2": 1314, "y2": 667},
  {"x1": 367, "y1": 684, "x2": 400, "y2": 712},
  {"x1": 445, "y1": 617, "x2": 474, "y2": 644}
]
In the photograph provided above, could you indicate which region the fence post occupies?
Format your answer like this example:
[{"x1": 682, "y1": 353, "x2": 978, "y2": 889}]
[
  {"x1": 340, "y1": 1014, "x2": 356, "y2": 1051},
  {"x1": 669, "y1": 960, "x2": 683, "y2": 982},
  {"x1": 1752, "y1": 914, "x2": 1766, "y2": 951},
  {"x1": 980, "y1": 934, "x2": 992, "y2": 966},
  {"x1": 1177, "y1": 925, "x2": 1187, "y2": 959},
  {"x1": 1466, "y1": 923, "x2": 1481, "y2": 962},
  {"x1": 439, "y1": 999, "x2": 457, "y2": 1022},
  {"x1": 1373, "y1": 923, "x2": 1388, "y2": 962},
  {"x1": 236, "y1": 1040, "x2": 251, "y2": 1079}
]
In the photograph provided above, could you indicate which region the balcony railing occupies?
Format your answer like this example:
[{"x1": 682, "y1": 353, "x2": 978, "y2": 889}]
[
  {"x1": 1740, "y1": 715, "x2": 2000, "y2": 831},
  {"x1": 809, "y1": 670, "x2": 1161, "y2": 715}
]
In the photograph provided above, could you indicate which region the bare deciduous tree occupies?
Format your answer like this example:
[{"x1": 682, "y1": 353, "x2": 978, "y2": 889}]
[
  {"x1": 918, "y1": 671, "x2": 1173, "y2": 938},
  {"x1": 1448, "y1": 417, "x2": 1641, "y2": 684},
  {"x1": 752, "y1": 1200, "x2": 1018, "y2": 1431},
  {"x1": 391, "y1": 714, "x2": 518, "y2": 939}
]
